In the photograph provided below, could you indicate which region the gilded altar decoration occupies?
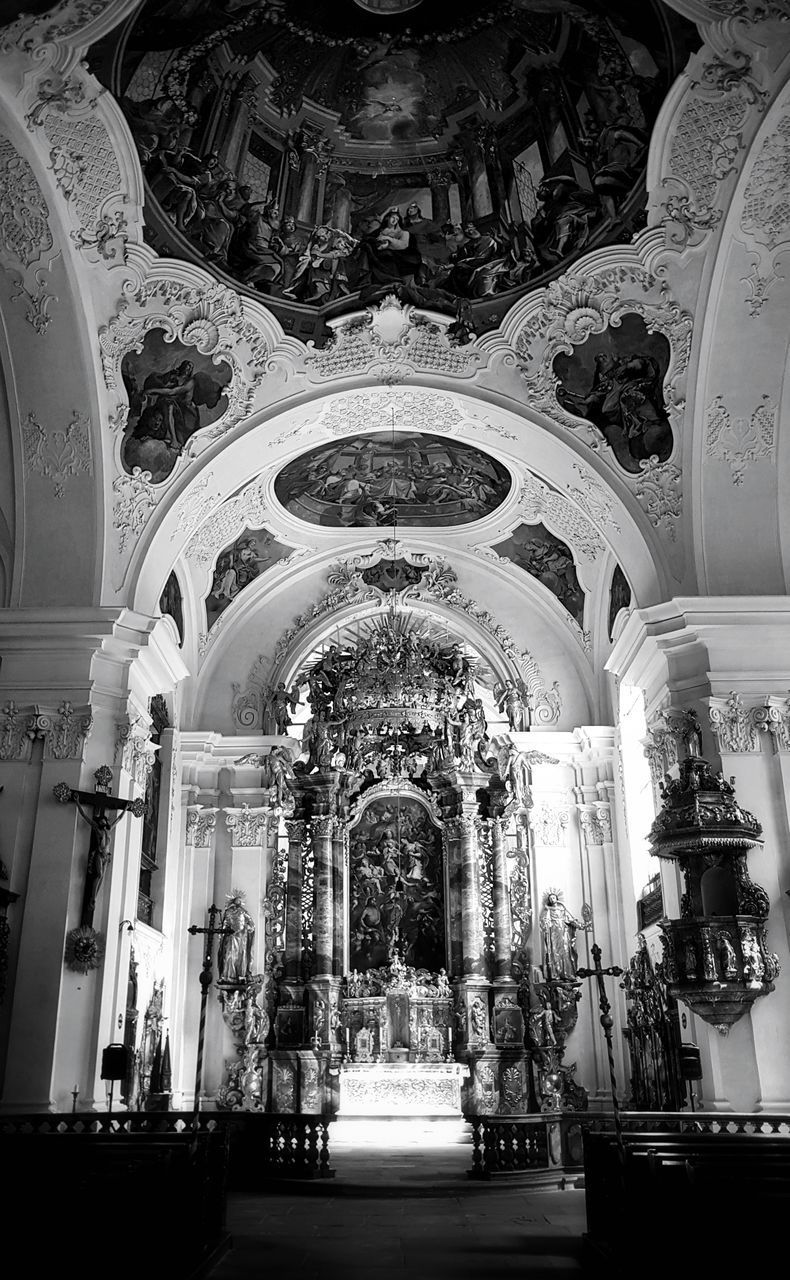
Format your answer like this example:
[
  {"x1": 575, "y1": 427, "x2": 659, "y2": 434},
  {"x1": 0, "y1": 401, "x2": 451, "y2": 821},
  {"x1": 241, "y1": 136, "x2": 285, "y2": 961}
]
[
  {"x1": 64, "y1": 924, "x2": 105, "y2": 973},
  {"x1": 274, "y1": 432, "x2": 511, "y2": 529},
  {"x1": 649, "y1": 754, "x2": 779, "y2": 1032}
]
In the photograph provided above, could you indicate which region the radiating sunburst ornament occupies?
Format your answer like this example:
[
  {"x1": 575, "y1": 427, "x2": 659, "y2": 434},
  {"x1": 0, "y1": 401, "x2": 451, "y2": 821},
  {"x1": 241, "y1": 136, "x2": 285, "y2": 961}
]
[{"x1": 64, "y1": 925, "x2": 105, "y2": 973}]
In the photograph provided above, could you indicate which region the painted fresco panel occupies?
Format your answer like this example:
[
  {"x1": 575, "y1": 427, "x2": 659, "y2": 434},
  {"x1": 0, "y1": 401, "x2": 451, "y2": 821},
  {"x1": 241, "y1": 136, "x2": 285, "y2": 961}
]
[{"x1": 274, "y1": 432, "x2": 511, "y2": 528}]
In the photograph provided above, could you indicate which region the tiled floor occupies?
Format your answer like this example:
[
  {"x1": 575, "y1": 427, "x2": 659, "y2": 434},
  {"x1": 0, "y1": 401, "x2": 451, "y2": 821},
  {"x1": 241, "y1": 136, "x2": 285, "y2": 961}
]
[{"x1": 207, "y1": 1121, "x2": 587, "y2": 1280}]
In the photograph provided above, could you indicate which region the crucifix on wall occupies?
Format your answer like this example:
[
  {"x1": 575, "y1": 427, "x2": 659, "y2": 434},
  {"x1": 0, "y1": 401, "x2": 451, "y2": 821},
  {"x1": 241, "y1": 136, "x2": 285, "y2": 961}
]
[{"x1": 54, "y1": 765, "x2": 145, "y2": 928}]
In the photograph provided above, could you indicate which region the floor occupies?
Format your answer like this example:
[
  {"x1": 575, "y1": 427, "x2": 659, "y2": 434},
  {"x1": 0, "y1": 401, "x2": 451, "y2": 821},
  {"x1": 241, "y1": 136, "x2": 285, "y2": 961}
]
[{"x1": 206, "y1": 1120, "x2": 587, "y2": 1280}]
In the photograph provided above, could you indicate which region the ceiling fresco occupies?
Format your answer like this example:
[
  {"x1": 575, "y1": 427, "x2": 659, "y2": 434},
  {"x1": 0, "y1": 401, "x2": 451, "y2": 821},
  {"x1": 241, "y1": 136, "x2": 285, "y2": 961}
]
[
  {"x1": 491, "y1": 521, "x2": 584, "y2": 624},
  {"x1": 274, "y1": 432, "x2": 512, "y2": 528},
  {"x1": 120, "y1": 330, "x2": 233, "y2": 483},
  {"x1": 95, "y1": 1, "x2": 696, "y2": 338},
  {"x1": 553, "y1": 312, "x2": 673, "y2": 473},
  {"x1": 205, "y1": 525, "x2": 293, "y2": 629}
]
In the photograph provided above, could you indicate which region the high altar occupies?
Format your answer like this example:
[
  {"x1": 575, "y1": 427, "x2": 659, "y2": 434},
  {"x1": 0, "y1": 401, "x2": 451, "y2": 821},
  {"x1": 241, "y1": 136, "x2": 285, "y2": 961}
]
[{"x1": 213, "y1": 613, "x2": 590, "y2": 1119}]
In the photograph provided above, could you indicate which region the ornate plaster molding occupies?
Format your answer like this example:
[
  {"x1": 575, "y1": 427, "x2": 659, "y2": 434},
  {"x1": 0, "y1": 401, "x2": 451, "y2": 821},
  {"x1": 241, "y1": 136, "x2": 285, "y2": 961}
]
[
  {"x1": 302, "y1": 296, "x2": 486, "y2": 383},
  {"x1": 739, "y1": 111, "x2": 790, "y2": 314},
  {"x1": 642, "y1": 706, "x2": 703, "y2": 789},
  {"x1": 185, "y1": 805, "x2": 217, "y2": 848},
  {"x1": 752, "y1": 694, "x2": 790, "y2": 750},
  {"x1": 23, "y1": 67, "x2": 130, "y2": 268},
  {"x1": 528, "y1": 801, "x2": 570, "y2": 847},
  {"x1": 112, "y1": 468, "x2": 158, "y2": 554},
  {"x1": 578, "y1": 802, "x2": 613, "y2": 848},
  {"x1": 115, "y1": 717, "x2": 157, "y2": 788},
  {"x1": 0, "y1": 700, "x2": 93, "y2": 761},
  {"x1": 224, "y1": 804, "x2": 269, "y2": 847},
  {"x1": 512, "y1": 265, "x2": 691, "y2": 522},
  {"x1": 184, "y1": 479, "x2": 270, "y2": 566},
  {"x1": 704, "y1": 394, "x2": 776, "y2": 482},
  {"x1": 518, "y1": 471, "x2": 603, "y2": 563},
  {"x1": 660, "y1": 48, "x2": 767, "y2": 250},
  {"x1": 99, "y1": 277, "x2": 272, "y2": 485},
  {"x1": 634, "y1": 457, "x2": 682, "y2": 541},
  {"x1": 709, "y1": 692, "x2": 761, "y2": 752},
  {"x1": 0, "y1": 135, "x2": 59, "y2": 333},
  {"x1": 22, "y1": 411, "x2": 92, "y2": 498},
  {"x1": 566, "y1": 462, "x2": 622, "y2": 536},
  {"x1": 317, "y1": 388, "x2": 463, "y2": 438},
  {"x1": 1, "y1": 1, "x2": 138, "y2": 53}
]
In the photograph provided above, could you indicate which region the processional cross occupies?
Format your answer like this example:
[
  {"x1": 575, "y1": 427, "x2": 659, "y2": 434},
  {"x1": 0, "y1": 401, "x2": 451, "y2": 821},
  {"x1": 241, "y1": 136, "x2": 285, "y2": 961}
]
[
  {"x1": 187, "y1": 905, "x2": 231, "y2": 1122},
  {"x1": 54, "y1": 765, "x2": 145, "y2": 929},
  {"x1": 577, "y1": 942, "x2": 625, "y2": 1155}
]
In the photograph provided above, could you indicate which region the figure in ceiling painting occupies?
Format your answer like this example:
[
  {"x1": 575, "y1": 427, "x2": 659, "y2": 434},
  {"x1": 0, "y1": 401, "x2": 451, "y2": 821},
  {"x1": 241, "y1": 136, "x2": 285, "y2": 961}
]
[
  {"x1": 274, "y1": 432, "x2": 511, "y2": 528},
  {"x1": 205, "y1": 527, "x2": 291, "y2": 630},
  {"x1": 121, "y1": 331, "x2": 232, "y2": 483},
  {"x1": 553, "y1": 314, "x2": 673, "y2": 473},
  {"x1": 102, "y1": 1, "x2": 692, "y2": 333},
  {"x1": 492, "y1": 523, "x2": 584, "y2": 625}
]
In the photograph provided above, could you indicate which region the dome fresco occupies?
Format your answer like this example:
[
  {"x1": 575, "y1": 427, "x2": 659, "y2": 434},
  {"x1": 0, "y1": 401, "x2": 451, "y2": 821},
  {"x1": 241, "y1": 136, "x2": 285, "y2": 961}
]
[
  {"x1": 273, "y1": 432, "x2": 512, "y2": 527},
  {"x1": 95, "y1": 0, "x2": 696, "y2": 339}
]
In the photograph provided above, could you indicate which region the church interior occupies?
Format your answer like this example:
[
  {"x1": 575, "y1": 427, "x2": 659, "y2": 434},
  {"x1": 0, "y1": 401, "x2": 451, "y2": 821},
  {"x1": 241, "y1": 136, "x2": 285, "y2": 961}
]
[{"x1": 0, "y1": 0, "x2": 789, "y2": 1275}]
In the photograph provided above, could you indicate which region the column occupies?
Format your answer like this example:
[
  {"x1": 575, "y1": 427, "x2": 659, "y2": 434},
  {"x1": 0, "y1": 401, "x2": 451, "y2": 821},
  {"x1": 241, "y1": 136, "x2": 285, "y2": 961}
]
[
  {"x1": 461, "y1": 126, "x2": 493, "y2": 220},
  {"x1": 430, "y1": 172, "x2": 452, "y2": 225},
  {"x1": 296, "y1": 153, "x2": 317, "y2": 225},
  {"x1": 283, "y1": 818, "x2": 306, "y2": 983},
  {"x1": 331, "y1": 820, "x2": 347, "y2": 976},
  {"x1": 311, "y1": 816, "x2": 335, "y2": 979},
  {"x1": 442, "y1": 822, "x2": 464, "y2": 978},
  {"x1": 458, "y1": 814, "x2": 485, "y2": 977},
  {"x1": 490, "y1": 817, "x2": 512, "y2": 978}
]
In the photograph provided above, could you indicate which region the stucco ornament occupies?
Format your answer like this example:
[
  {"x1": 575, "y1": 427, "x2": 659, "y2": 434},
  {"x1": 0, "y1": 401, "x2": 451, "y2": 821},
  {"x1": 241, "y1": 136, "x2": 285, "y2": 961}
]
[
  {"x1": 513, "y1": 263, "x2": 691, "y2": 484},
  {"x1": 303, "y1": 297, "x2": 486, "y2": 383},
  {"x1": 659, "y1": 47, "x2": 767, "y2": 250},
  {"x1": 739, "y1": 112, "x2": 790, "y2": 315},
  {"x1": 705, "y1": 395, "x2": 776, "y2": 483},
  {"x1": 99, "y1": 276, "x2": 272, "y2": 480},
  {"x1": 22, "y1": 411, "x2": 92, "y2": 498},
  {"x1": 0, "y1": 135, "x2": 59, "y2": 333}
]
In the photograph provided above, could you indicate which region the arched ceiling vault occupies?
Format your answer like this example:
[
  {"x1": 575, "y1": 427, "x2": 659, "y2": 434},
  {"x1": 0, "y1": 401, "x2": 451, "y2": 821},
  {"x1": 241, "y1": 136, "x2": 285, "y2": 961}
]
[{"x1": 2, "y1": 0, "x2": 790, "y2": 732}]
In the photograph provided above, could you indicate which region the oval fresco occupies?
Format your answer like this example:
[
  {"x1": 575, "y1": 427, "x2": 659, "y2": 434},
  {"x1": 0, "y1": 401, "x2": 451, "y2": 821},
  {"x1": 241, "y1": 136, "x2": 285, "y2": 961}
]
[{"x1": 274, "y1": 432, "x2": 512, "y2": 528}]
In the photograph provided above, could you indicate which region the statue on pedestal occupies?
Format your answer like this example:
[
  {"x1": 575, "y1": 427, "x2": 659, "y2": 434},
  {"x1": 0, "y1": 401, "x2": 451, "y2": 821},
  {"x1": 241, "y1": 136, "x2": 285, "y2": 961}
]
[
  {"x1": 218, "y1": 890, "x2": 255, "y2": 984},
  {"x1": 539, "y1": 889, "x2": 592, "y2": 981}
]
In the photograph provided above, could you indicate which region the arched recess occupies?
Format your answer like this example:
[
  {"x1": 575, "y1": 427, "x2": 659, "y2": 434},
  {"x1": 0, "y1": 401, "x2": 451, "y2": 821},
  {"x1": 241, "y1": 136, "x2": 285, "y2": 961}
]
[{"x1": 126, "y1": 381, "x2": 665, "y2": 619}]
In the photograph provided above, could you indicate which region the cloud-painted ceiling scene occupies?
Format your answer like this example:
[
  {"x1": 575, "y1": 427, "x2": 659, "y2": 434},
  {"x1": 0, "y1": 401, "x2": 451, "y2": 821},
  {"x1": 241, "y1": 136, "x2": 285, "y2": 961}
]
[
  {"x1": 274, "y1": 432, "x2": 512, "y2": 528},
  {"x1": 492, "y1": 522, "x2": 584, "y2": 624},
  {"x1": 94, "y1": 0, "x2": 695, "y2": 338},
  {"x1": 205, "y1": 526, "x2": 293, "y2": 630}
]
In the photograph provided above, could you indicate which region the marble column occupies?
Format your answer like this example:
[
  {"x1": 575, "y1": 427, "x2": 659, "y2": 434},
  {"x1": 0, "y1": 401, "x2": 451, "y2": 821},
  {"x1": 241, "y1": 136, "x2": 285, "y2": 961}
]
[
  {"x1": 283, "y1": 819, "x2": 306, "y2": 983},
  {"x1": 442, "y1": 821, "x2": 464, "y2": 978},
  {"x1": 311, "y1": 816, "x2": 335, "y2": 979},
  {"x1": 490, "y1": 817, "x2": 512, "y2": 979},
  {"x1": 331, "y1": 820, "x2": 347, "y2": 976},
  {"x1": 457, "y1": 814, "x2": 485, "y2": 977}
]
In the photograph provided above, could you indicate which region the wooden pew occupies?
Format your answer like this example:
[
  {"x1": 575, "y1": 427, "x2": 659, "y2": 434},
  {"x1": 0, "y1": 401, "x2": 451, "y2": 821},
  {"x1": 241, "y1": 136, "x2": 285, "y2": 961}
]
[
  {"x1": 583, "y1": 1127, "x2": 790, "y2": 1275},
  {"x1": 1, "y1": 1123, "x2": 230, "y2": 1277}
]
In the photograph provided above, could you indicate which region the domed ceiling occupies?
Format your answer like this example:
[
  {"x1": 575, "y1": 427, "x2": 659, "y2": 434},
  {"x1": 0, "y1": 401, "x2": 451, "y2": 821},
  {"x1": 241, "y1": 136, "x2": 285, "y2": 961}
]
[{"x1": 95, "y1": 1, "x2": 696, "y2": 339}]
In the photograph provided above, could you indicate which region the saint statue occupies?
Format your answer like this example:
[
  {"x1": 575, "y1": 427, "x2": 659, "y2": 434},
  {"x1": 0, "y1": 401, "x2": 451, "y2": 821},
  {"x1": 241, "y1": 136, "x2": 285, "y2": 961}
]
[
  {"x1": 217, "y1": 890, "x2": 255, "y2": 984},
  {"x1": 539, "y1": 890, "x2": 591, "y2": 981}
]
